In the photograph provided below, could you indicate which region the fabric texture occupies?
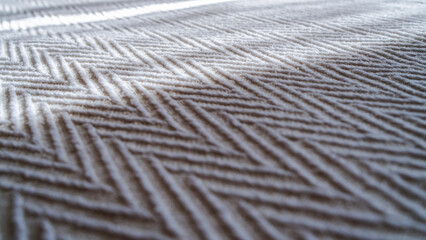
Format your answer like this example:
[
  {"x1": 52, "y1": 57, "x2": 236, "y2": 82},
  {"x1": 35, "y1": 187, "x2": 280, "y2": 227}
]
[{"x1": 1, "y1": 0, "x2": 426, "y2": 239}]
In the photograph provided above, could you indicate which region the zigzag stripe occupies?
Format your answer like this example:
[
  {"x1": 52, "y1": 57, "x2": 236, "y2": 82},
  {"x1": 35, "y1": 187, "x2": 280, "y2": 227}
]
[{"x1": 1, "y1": 0, "x2": 426, "y2": 239}]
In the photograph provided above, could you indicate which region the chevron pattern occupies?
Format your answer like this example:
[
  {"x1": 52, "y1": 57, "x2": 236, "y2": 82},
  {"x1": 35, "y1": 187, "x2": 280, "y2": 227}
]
[{"x1": 1, "y1": 0, "x2": 426, "y2": 239}]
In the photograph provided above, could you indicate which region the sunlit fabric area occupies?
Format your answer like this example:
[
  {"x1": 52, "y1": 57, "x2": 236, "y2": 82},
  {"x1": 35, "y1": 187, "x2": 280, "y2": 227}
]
[{"x1": 0, "y1": 0, "x2": 426, "y2": 239}]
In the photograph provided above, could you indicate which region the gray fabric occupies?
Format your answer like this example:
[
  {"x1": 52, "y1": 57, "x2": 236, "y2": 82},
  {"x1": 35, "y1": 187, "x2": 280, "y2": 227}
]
[{"x1": 1, "y1": 0, "x2": 426, "y2": 239}]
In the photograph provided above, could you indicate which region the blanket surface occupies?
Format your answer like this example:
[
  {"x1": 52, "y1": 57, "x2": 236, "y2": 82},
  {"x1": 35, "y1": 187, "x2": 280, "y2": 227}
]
[{"x1": 0, "y1": 0, "x2": 426, "y2": 239}]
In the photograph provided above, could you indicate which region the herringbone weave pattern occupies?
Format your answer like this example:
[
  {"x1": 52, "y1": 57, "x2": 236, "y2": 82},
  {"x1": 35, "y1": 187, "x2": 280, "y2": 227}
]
[{"x1": 1, "y1": 0, "x2": 426, "y2": 239}]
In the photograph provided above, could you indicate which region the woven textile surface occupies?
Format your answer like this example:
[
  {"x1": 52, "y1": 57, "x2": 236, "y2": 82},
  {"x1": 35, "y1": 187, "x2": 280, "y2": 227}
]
[{"x1": 1, "y1": 0, "x2": 426, "y2": 239}]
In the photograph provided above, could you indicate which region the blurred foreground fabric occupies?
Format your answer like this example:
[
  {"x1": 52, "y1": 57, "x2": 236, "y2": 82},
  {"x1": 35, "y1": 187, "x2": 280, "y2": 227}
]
[{"x1": 0, "y1": 0, "x2": 426, "y2": 239}]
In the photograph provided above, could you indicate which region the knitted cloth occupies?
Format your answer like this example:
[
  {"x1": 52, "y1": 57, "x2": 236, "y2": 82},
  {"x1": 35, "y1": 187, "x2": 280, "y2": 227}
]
[{"x1": 1, "y1": 0, "x2": 426, "y2": 239}]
